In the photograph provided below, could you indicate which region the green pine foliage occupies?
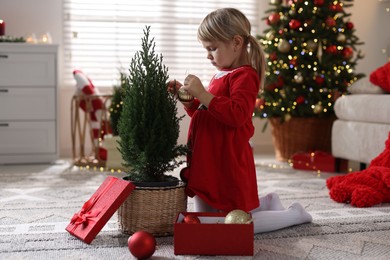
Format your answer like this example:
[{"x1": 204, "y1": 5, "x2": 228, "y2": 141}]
[
  {"x1": 254, "y1": 0, "x2": 364, "y2": 122},
  {"x1": 118, "y1": 26, "x2": 187, "y2": 182},
  {"x1": 109, "y1": 73, "x2": 126, "y2": 136}
]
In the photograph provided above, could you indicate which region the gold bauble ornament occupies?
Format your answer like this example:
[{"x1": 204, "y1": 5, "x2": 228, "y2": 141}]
[
  {"x1": 224, "y1": 210, "x2": 252, "y2": 224},
  {"x1": 266, "y1": 31, "x2": 275, "y2": 40},
  {"x1": 337, "y1": 33, "x2": 346, "y2": 42},
  {"x1": 177, "y1": 87, "x2": 194, "y2": 102},
  {"x1": 294, "y1": 73, "x2": 304, "y2": 84},
  {"x1": 306, "y1": 40, "x2": 318, "y2": 51},
  {"x1": 313, "y1": 103, "x2": 323, "y2": 114},
  {"x1": 278, "y1": 39, "x2": 291, "y2": 53}
]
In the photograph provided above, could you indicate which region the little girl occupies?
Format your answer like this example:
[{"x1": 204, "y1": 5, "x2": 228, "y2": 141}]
[{"x1": 170, "y1": 8, "x2": 312, "y2": 233}]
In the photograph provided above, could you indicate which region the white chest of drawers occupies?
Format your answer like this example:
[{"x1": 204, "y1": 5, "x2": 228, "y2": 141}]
[{"x1": 0, "y1": 43, "x2": 58, "y2": 164}]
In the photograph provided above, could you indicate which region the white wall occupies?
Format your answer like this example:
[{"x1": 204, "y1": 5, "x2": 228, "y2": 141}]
[{"x1": 1, "y1": 0, "x2": 389, "y2": 158}]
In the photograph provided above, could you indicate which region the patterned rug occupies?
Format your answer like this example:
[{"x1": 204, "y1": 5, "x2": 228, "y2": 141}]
[{"x1": 0, "y1": 158, "x2": 390, "y2": 260}]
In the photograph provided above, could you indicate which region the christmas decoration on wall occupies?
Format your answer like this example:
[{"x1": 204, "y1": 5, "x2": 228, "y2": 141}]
[{"x1": 254, "y1": 0, "x2": 365, "y2": 122}]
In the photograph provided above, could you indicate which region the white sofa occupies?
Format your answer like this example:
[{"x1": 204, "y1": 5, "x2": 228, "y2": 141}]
[{"x1": 332, "y1": 79, "x2": 390, "y2": 165}]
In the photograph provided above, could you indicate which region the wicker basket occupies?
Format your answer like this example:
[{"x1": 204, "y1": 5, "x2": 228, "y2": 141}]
[
  {"x1": 269, "y1": 117, "x2": 335, "y2": 162},
  {"x1": 118, "y1": 182, "x2": 187, "y2": 236}
]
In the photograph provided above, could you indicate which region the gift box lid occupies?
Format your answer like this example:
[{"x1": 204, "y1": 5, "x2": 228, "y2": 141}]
[{"x1": 66, "y1": 176, "x2": 135, "y2": 244}]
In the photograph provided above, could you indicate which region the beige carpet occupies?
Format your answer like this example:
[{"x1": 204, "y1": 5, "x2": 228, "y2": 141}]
[{"x1": 0, "y1": 157, "x2": 390, "y2": 259}]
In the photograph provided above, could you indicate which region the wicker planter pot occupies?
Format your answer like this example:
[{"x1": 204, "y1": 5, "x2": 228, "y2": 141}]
[
  {"x1": 118, "y1": 182, "x2": 187, "y2": 236},
  {"x1": 269, "y1": 117, "x2": 335, "y2": 162}
]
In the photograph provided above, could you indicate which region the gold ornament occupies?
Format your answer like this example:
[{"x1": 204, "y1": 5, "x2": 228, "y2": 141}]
[
  {"x1": 224, "y1": 209, "x2": 253, "y2": 224},
  {"x1": 337, "y1": 33, "x2": 346, "y2": 42},
  {"x1": 280, "y1": 89, "x2": 286, "y2": 98},
  {"x1": 266, "y1": 31, "x2": 275, "y2": 41},
  {"x1": 317, "y1": 41, "x2": 323, "y2": 62},
  {"x1": 313, "y1": 102, "x2": 323, "y2": 114},
  {"x1": 294, "y1": 73, "x2": 304, "y2": 84},
  {"x1": 278, "y1": 39, "x2": 291, "y2": 53},
  {"x1": 306, "y1": 40, "x2": 318, "y2": 51},
  {"x1": 177, "y1": 87, "x2": 194, "y2": 102}
]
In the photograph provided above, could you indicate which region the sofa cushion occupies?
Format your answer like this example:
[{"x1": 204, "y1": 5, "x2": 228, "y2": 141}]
[
  {"x1": 332, "y1": 120, "x2": 390, "y2": 164},
  {"x1": 334, "y1": 94, "x2": 390, "y2": 124},
  {"x1": 348, "y1": 78, "x2": 385, "y2": 94}
]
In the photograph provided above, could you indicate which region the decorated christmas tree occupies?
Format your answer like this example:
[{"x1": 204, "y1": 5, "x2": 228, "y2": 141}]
[
  {"x1": 118, "y1": 26, "x2": 187, "y2": 182},
  {"x1": 255, "y1": 0, "x2": 364, "y2": 122}
]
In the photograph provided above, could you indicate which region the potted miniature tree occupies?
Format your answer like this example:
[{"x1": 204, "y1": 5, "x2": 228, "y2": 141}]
[{"x1": 117, "y1": 26, "x2": 187, "y2": 236}]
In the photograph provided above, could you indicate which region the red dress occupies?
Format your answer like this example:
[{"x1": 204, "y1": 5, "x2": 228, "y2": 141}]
[{"x1": 184, "y1": 65, "x2": 260, "y2": 212}]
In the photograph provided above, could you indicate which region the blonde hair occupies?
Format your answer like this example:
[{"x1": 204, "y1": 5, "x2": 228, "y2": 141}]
[{"x1": 197, "y1": 8, "x2": 266, "y2": 89}]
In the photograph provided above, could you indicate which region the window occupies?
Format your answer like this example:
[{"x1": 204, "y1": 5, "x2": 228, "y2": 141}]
[{"x1": 63, "y1": 0, "x2": 259, "y2": 87}]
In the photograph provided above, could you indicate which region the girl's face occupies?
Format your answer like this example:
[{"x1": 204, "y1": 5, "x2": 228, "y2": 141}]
[{"x1": 201, "y1": 39, "x2": 241, "y2": 70}]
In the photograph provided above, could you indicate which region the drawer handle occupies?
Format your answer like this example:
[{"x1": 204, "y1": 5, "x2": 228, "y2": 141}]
[
  {"x1": 0, "y1": 123, "x2": 9, "y2": 127},
  {"x1": 0, "y1": 54, "x2": 8, "y2": 58},
  {"x1": 0, "y1": 89, "x2": 9, "y2": 93}
]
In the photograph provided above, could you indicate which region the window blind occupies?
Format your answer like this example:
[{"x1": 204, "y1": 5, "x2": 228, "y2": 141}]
[{"x1": 63, "y1": 0, "x2": 259, "y2": 88}]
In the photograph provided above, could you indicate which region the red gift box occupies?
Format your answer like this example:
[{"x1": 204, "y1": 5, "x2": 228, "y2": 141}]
[
  {"x1": 174, "y1": 212, "x2": 254, "y2": 256},
  {"x1": 66, "y1": 176, "x2": 135, "y2": 244},
  {"x1": 291, "y1": 151, "x2": 348, "y2": 172}
]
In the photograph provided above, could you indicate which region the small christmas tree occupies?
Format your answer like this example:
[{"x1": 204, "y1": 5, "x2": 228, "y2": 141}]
[
  {"x1": 118, "y1": 26, "x2": 187, "y2": 182},
  {"x1": 255, "y1": 0, "x2": 364, "y2": 122}
]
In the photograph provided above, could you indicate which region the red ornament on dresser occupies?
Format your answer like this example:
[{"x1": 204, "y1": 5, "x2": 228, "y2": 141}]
[{"x1": 0, "y1": 20, "x2": 5, "y2": 36}]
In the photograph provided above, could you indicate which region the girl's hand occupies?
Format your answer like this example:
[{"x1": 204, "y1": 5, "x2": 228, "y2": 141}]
[
  {"x1": 183, "y1": 74, "x2": 205, "y2": 97},
  {"x1": 184, "y1": 74, "x2": 214, "y2": 107}
]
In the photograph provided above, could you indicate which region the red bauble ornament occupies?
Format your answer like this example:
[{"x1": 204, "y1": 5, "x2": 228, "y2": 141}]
[
  {"x1": 256, "y1": 98, "x2": 266, "y2": 108},
  {"x1": 266, "y1": 83, "x2": 278, "y2": 91},
  {"x1": 342, "y1": 47, "x2": 353, "y2": 59},
  {"x1": 289, "y1": 19, "x2": 302, "y2": 30},
  {"x1": 325, "y1": 45, "x2": 338, "y2": 54},
  {"x1": 346, "y1": 22, "x2": 354, "y2": 30},
  {"x1": 268, "y1": 13, "x2": 280, "y2": 25},
  {"x1": 314, "y1": 0, "x2": 325, "y2": 6},
  {"x1": 128, "y1": 231, "x2": 156, "y2": 260},
  {"x1": 296, "y1": 96, "x2": 305, "y2": 105},
  {"x1": 289, "y1": 58, "x2": 298, "y2": 67},
  {"x1": 315, "y1": 75, "x2": 325, "y2": 85},
  {"x1": 167, "y1": 79, "x2": 182, "y2": 94},
  {"x1": 330, "y1": 3, "x2": 343, "y2": 12},
  {"x1": 325, "y1": 17, "x2": 336, "y2": 27},
  {"x1": 277, "y1": 75, "x2": 284, "y2": 87},
  {"x1": 182, "y1": 215, "x2": 201, "y2": 224},
  {"x1": 269, "y1": 52, "x2": 278, "y2": 61}
]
